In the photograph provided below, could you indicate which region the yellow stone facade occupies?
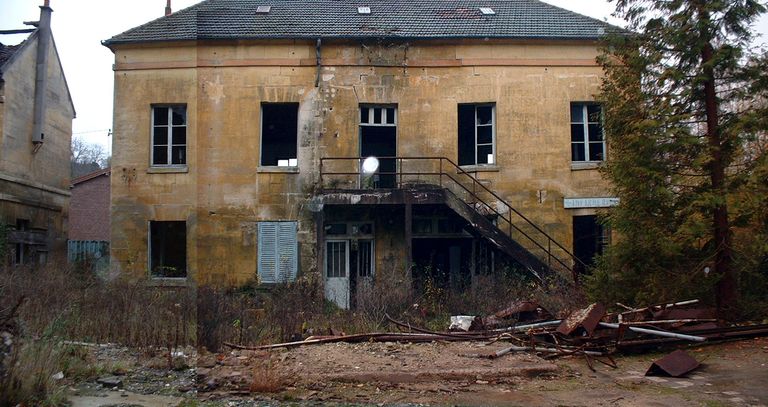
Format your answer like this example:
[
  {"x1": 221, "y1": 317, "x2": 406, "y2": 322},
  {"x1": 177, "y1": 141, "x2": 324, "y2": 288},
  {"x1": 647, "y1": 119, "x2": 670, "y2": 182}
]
[
  {"x1": 109, "y1": 39, "x2": 611, "y2": 286},
  {"x1": 0, "y1": 29, "x2": 74, "y2": 263}
]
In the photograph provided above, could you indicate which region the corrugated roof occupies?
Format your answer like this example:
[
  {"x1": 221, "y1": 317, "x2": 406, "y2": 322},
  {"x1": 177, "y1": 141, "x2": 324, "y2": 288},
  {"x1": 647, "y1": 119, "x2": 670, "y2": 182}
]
[{"x1": 104, "y1": 0, "x2": 618, "y2": 46}]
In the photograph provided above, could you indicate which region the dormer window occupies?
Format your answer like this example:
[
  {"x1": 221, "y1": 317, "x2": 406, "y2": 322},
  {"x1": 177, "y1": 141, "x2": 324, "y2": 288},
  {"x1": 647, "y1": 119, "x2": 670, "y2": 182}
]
[
  {"x1": 479, "y1": 7, "x2": 495, "y2": 15},
  {"x1": 357, "y1": 6, "x2": 371, "y2": 14},
  {"x1": 256, "y1": 5, "x2": 271, "y2": 14}
]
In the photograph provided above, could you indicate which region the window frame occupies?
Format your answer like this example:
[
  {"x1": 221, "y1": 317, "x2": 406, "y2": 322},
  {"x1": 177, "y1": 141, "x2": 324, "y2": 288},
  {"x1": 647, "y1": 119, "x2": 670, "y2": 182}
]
[
  {"x1": 570, "y1": 102, "x2": 605, "y2": 163},
  {"x1": 458, "y1": 103, "x2": 496, "y2": 167},
  {"x1": 150, "y1": 105, "x2": 187, "y2": 168},
  {"x1": 147, "y1": 220, "x2": 188, "y2": 280},
  {"x1": 259, "y1": 103, "x2": 300, "y2": 168}
]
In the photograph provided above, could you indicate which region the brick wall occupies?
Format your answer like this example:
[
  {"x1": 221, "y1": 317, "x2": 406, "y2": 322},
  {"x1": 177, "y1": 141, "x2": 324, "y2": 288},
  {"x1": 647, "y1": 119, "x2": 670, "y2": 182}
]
[{"x1": 69, "y1": 172, "x2": 110, "y2": 241}]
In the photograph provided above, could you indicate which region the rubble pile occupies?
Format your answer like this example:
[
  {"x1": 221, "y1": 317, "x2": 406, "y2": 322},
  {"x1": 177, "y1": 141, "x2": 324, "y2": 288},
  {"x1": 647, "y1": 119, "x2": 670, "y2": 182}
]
[{"x1": 225, "y1": 298, "x2": 768, "y2": 375}]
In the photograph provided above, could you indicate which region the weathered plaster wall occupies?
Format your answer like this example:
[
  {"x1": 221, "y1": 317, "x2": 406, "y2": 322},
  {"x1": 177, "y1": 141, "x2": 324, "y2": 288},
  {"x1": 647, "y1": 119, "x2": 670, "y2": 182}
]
[
  {"x1": 0, "y1": 32, "x2": 74, "y2": 256},
  {"x1": 110, "y1": 39, "x2": 610, "y2": 285}
]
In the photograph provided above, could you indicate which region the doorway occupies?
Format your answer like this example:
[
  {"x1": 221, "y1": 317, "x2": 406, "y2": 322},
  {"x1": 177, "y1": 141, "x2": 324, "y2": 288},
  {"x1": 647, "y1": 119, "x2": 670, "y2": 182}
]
[
  {"x1": 325, "y1": 239, "x2": 375, "y2": 309},
  {"x1": 360, "y1": 105, "x2": 397, "y2": 188},
  {"x1": 572, "y1": 215, "x2": 608, "y2": 274}
]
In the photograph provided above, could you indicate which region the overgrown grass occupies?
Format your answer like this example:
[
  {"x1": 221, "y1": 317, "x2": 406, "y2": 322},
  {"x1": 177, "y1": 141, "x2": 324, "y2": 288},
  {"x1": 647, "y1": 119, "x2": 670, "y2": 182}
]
[{"x1": 0, "y1": 262, "x2": 195, "y2": 406}]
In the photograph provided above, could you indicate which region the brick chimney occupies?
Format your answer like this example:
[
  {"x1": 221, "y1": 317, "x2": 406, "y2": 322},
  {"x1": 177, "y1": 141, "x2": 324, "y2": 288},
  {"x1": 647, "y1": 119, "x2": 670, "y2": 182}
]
[
  {"x1": 165, "y1": 0, "x2": 172, "y2": 16},
  {"x1": 32, "y1": 0, "x2": 52, "y2": 147}
]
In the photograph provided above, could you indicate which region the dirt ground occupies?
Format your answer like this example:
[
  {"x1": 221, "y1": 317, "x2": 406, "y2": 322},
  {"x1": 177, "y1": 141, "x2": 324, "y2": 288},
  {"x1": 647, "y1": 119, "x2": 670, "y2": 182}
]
[{"x1": 69, "y1": 337, "x2": 768, "y2": 406}]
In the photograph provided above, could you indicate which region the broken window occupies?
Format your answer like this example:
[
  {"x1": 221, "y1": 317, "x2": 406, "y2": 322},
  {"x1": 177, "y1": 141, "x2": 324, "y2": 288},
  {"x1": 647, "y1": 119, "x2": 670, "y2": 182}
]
[
  {"x1": 359, "y1": 105, "x2": 397, "y2": 188},
  {"x1": 151, "y1": 105, "x2": 187, "y2": 166},
  {"x1": 261, "y1": 103, "x2": 299, "y2": 167},
  {"x1": 355, "y1": 239, "x2": 374, "y2": 277},
  {"x1": 571, "y1": 103, "x2": 604, "y2": 162},
  {"x1": 14, "y1": 219, "x2": 30, "y2": 265},
  {"x1": 257, "y1": 221, "x2": 298, "y2": 283},
  {"x1": 149, "y1": 221, "x2": 187, "y2": 278},
  {"x1": 458, "y1": 104, "x2": 495, "y2": 166}
]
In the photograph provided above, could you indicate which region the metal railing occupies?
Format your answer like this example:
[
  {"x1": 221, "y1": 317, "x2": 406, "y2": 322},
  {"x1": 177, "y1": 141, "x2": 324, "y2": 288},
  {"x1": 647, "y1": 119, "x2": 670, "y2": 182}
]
[{"x1": 319, "y1": 156, "x2": 586, "y2": 281}]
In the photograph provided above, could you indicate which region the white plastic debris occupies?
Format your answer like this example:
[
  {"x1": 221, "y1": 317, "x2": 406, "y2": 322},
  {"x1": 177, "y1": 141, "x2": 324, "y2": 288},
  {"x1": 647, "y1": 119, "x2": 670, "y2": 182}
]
[{"x1": 449, "y1": 315, "x2": 477, "y2": 332}]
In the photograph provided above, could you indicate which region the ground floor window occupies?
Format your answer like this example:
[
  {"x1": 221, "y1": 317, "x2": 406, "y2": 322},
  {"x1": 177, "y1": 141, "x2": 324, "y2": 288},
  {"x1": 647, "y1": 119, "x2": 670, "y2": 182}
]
[
  {"x1": 149, "y1": 221, "x2": 187, "y2": 278},
  {"x1": 258, "y1": 221, "x2": 298, "y2": 283}
]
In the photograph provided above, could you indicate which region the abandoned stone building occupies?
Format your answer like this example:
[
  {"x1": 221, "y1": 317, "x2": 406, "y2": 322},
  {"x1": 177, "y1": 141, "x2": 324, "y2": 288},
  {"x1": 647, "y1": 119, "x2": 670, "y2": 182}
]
[
  {"x1": 0, "y1": 2, "x2": 75, "y2": 265},
  {"x1": 104, "y1": 0, "x2": 618, "y2": 308}
]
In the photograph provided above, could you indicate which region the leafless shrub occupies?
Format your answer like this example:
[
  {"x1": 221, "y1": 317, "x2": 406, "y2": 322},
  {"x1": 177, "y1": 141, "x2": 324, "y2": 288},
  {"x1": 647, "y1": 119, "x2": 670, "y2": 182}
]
[
  {"x1": 197, "y1": 285, "x2": 267, "y2": 352},
  {"x1": 248, "y1": 353, "x2": 288, "y2": 394},
  {"x1": 0, "y1": 262, "x2": 195, "y2": 349},
  {"x1": 355, "y1": 265, "x2": 412, "y2": 330}
]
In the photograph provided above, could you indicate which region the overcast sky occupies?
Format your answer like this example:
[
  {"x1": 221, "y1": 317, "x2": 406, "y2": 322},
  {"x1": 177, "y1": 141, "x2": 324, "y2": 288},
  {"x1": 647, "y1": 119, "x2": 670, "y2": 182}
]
[{"x1": 1, "y1": 0, "x2": 767, "y2": 154}]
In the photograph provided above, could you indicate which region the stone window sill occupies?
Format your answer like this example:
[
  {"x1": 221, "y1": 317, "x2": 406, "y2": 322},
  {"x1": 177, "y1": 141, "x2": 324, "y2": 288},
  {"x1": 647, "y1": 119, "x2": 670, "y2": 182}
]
[
  {"x1": 147, "y1": 166, "x2": 188, "y2": 174},
  {"x1": 458, "y1": 164, "x2": 500, "y2": 173},
  {"x1": 147, "y1": 277, "x2": 188, "y2": 287},
  {"x1": 571, "y1": 161, "x2": 603, "y2": 171},
  {"x1": 258, "y1": 166, "x2": 299, "y2": 174}
]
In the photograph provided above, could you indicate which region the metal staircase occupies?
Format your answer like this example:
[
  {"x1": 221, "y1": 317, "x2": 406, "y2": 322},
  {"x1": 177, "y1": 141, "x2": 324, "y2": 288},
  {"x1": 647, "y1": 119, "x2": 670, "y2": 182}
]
[{"x1": 319, "y1": 156, "x2": 586, "y2": 282}]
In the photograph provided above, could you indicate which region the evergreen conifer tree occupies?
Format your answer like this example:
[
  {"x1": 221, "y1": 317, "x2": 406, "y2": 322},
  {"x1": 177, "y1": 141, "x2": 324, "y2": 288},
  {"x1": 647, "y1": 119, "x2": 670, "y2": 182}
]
[{"x1": 591, "y1": 0, "x2": 768, "y2": 318}]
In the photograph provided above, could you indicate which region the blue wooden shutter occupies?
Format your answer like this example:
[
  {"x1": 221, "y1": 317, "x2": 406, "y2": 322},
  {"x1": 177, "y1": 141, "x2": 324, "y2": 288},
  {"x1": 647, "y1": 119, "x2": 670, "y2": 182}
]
[
  {"x1": 277, "y1": 222, "x2": 298, "y2": 282},
  {"x1": 258, "y1": 222, "x2": 277, "y2": 283}
]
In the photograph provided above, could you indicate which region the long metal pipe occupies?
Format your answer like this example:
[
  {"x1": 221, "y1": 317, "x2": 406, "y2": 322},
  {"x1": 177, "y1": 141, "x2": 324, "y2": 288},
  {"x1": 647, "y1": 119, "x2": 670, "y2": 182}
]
[
  {"x1": 599, "y1": 322, "x2": 706, "y2": 342},
  {"x1": 32, "y1": 3, "x2": 52, "y2": 147},
  {"x1": 494, "y1": 320, "x2": 562, "y2": 333}
]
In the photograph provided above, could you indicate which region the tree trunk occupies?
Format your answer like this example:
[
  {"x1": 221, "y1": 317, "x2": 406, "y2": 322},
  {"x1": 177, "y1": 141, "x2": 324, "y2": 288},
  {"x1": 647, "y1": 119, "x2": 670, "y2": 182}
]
[{"x1": 699, "y1": 10, "x2": 738, "y2": 318}]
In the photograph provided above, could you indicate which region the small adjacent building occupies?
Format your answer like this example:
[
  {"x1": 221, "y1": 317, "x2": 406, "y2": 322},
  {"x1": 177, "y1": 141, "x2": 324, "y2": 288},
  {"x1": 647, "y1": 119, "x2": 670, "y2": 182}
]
[
  {"x1": 0, "y1": 1, "x2": 75, "y2": 265},
  {"x1": 104, "y1": 0, "x2": 618, "y2": 307},
  {"x1": 68, "y1": 168, "x2": 110, "y2": 265}
]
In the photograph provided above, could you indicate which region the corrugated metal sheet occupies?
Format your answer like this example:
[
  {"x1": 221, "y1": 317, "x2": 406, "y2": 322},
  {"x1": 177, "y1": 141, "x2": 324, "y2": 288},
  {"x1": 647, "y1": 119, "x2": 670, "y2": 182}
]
[{"x1": 67, "y1": 240, "x2": 109, "y2": 262}]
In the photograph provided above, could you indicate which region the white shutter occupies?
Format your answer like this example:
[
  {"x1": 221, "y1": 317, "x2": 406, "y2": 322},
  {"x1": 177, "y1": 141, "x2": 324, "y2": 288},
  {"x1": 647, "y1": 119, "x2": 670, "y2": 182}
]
[
  {"x1": 277, "y1": 222, "x2": 298, "y2": 282},
  {"x1": 257, "y1": 222, "x2": 277, "y2": 283}
]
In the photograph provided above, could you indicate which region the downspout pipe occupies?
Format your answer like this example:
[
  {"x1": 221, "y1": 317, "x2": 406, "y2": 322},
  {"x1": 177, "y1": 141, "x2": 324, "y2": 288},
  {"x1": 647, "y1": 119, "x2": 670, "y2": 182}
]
[
  {"x1": 315, "y1": 38, "x2": 322, "y2": 88},
  {"x1": 32, "y1": 1, "x2": 52, "y2": 148}
]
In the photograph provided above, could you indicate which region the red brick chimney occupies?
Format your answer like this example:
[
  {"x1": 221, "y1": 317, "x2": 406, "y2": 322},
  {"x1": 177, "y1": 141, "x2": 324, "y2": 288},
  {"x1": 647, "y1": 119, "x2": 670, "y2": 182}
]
[{"x1": 165, "y1": 0, "x2": 172, "y2": 16}]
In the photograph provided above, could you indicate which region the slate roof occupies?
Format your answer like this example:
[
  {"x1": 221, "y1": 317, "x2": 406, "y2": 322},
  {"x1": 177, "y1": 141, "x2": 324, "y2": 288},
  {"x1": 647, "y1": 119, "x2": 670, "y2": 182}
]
[
  {"x1": 0, "y1": 42, "x2": 21, "y2": 68},
  {"x1": 104, "y1": 0, "x2": 617, "y2": 46}
]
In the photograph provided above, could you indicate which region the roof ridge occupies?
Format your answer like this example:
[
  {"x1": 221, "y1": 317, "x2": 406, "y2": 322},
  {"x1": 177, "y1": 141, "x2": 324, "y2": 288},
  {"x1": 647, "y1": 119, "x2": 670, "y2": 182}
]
[{"x1": 71, "y1": 167, "x2": 111, "y2": 186}]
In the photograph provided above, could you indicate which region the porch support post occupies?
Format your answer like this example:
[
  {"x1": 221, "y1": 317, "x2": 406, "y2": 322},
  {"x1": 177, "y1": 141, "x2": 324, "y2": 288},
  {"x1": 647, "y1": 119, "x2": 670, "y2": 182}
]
[
  {"x1": 405, "y1": 202, "x2": 413, "y2": 283},
  {"x1": 315, "y1": 208, "x2": 325, "y2": 286}
]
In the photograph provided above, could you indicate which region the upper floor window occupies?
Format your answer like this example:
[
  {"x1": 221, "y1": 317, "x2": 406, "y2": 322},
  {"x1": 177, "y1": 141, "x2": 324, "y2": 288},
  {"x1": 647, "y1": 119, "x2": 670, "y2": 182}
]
[
  {"x1": 261, "y1": 103, "x2": 299, "y2": 167},
  {"x1": 458, "y1": 104, "x2": 495, "y2": 166},
  {"x1": 151, "y1": 106, "x2": 187, "y2": 166},
  {"x1": 571, "y1": 103, "x2": 604, "y2": 162}
]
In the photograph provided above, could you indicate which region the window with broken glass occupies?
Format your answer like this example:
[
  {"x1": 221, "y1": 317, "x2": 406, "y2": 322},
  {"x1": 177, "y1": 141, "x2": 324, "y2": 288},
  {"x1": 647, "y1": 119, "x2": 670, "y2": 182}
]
[
  {"x1": 149, "y1": 221, "x2": 187, "y2": 278},
  {"x1": 261, "y1": 103, "x2": 299, "y2": 167},
  {"x1": 151, "y1": 105, "x2": 187, "y2": 166},
  {"x1": 458, "y1": 104, "x2": 495, "y2": 166},
  {"x1": 570, "y1": 103, "x2": 605, "y2": 162}
]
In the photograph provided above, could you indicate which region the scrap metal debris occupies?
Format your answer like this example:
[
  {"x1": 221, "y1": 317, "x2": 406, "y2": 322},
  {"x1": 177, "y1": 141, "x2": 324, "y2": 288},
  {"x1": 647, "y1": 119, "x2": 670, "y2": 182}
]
[
  {"x1": 557, "y1": 302, "x2": 606, "y2": 336},
  {"x1": 223, "y1": 298, "x2": 768, "y2": 373},
  {"x1": 645, "y1": 349, "x2": 701, "y2": 377}
]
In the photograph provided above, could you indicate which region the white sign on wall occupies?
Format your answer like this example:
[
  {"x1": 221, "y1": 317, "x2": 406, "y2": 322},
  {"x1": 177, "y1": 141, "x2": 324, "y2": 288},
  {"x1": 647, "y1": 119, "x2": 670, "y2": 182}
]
[{"x1": 563, "y1": 197, "x2": 620, "y2": 209}]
